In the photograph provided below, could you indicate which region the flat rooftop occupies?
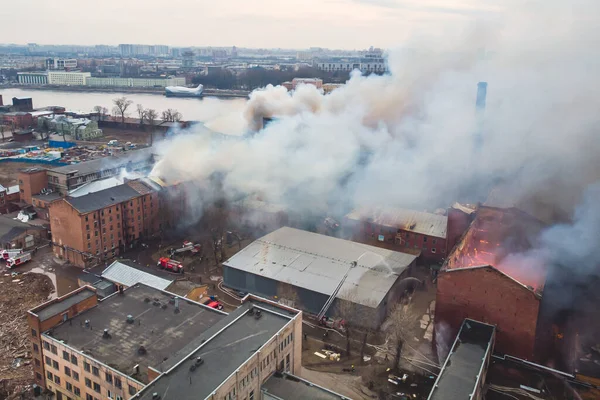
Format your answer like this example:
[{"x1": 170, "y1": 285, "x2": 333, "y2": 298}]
[
  {"x1": 428, "y1": 319, "x2": 495, "y2": 400},
  {"x1": 262, "y1": 373, "x2": 345, "y2": 400},
  {"x1": 224, "y1": 227, "x2": 417, "y2": 308},
  {"x1": 46, "y1": 284, "x2": 227, "y2": 383},
  {"x1": 137, "y1": 301, "x2": 295, "y2": 400},
  {"x1": 346, "y1": 206, "x2": 448, "y2": 239},
  {"x1": 33, "y1": 288, "x2": 96, "y2": 322}
]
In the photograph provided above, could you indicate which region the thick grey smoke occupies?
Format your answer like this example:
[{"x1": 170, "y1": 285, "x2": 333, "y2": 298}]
[{"x1": 152, "y1": 0, "x2": 600, "y2": 220}]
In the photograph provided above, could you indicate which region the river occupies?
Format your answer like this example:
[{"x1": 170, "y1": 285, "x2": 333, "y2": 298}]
[{"x1": 0, "y1": 88, "x2": 249, "y2": 135}]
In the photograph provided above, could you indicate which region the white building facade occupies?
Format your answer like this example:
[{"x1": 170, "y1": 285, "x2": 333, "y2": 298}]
[
  {"x1": 47, "y1": 71, "x2": 91, "y2": 86},
  {"x1": 17, "y1": 72, "x2": 48, "y2": 85},
  {"x1": 86, "y1": 77, "x2": 185, "y2": 88},
  {"x1": 46, "y1": 58, "x2": 78, "y2": 70}
]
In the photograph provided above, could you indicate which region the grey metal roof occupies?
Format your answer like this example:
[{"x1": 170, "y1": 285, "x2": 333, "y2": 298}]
[
  {"x1": 0, "y1": 215, "x2": 44, "y2": 242},
  {"x1": 428, "y1": 319, "x2": 495, "y2": 400},
  {"x1": 102, "y1": 260, "x2": 174, "y2": 290},
  {"x1": 346, "y1": 206, "x2": 448, "y2": 239},
  {"x1": 224, "y1": 227, "x2": 417, "y2": 308},
  {"x1": 65, "y1": 184, "x2": 141, "y2": 214}
]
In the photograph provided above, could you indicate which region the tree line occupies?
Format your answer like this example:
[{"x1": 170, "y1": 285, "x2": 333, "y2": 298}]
[{"x1": 93, "y1": 97, "x2": 183, "y2": 125}]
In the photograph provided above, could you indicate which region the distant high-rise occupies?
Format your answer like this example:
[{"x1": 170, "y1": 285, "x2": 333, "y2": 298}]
[
  {"x1": 182, "y1": 51, "x2": 195, "y2": 69},
  {"x1": 476, "y1": 81, "x2": 488, "y2": 111}
]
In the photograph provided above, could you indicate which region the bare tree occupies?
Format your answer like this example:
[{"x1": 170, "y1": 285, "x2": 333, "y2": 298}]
[
  {"x1": 136, "y1": 104, "x2": 146, "y2": 126},
  {"x1": 102, "y1": 107, "x2": 108, "y2": 119},
  {"x1": 93, "y1": 105, "x2": 108, "y2": 121},
  {"x1": 161, "y1": 109, "x2": 183, "y2": 122},
  {"x1": 145, "y1": 109, "x2": 158, "y2": 126},
  {"x1": 112, "y1": 96, "x2": 133, "y2": 124},
  {"x1": 388, "y1": 304, "x2": 418, "y2": 373}
]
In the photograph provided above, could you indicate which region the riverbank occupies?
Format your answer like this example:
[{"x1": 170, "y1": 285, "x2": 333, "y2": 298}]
[{"x1": 0, "y1": 84, "x2": 250, "y2": 98}]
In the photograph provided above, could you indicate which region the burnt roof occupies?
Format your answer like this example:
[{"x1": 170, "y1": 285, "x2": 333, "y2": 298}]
[
  {"x1": 46, "y1": 284, "x2": 227, "y2": 383},
  {"x1": 65, "y1": 184, "x2": 141, "y2": 214}
]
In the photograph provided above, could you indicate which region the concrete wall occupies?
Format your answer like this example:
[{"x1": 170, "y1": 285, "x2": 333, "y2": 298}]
[{"x1": 435, "y1": 266, "x2": 541, "y2": 360}]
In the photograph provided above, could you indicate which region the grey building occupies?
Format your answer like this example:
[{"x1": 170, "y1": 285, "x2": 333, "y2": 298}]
[{"x1": 223, "y1": 227, "x2": 418, "y2": 328}]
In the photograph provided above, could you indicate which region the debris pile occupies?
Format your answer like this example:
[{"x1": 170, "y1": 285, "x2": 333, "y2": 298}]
[{"x1": 0, "y1": 272, "x2": 53, "y2": 399}]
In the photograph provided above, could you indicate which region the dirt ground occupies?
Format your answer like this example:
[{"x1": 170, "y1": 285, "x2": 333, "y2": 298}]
[
  {"x1": 0, "y1": 272, "x2": 53, "y2": 399},
  {"x1": 98, "y1": 127, "x2": 155, "y2": 146}
]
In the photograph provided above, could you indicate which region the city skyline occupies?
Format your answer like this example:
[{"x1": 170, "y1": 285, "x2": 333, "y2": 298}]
[{"x1": 1, "y1": 0, "x2": 503, "y2": 50}]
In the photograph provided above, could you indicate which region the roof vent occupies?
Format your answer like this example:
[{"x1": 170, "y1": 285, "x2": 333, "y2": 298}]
[
  {"x1": 255, "y1": 309, "x2": 262, "y2": 320},
  {"x1": 85, "y1": 319, "x2": 90, "y2": 328},
  {"x1": 174, "y1": 298, "x2": 180, "y2": 314},
  {"x1": 126, "y1": 315, "x2": 134, "y2": 324},
  {"x1": 189, "y1": 364, "x2": 197, "y2": 372},
  {"x1": 102, "y1": 329, "x2": 111, "y2": 339},
  {"x1": 110, "y1": 197, "x2": 115, "y2": 201},
  {"x1": 144, "y1": 297, "x2": 151, "y2": 303},
  {"x1": 152, "y1": 393, "x2": 161, "y2": 400},
  {"x1": 138, "y1": 345, "x2": 147, "y2": 355},
  {"x1": 248, "y1": 307, "x2": 254, "y2": 316},
  {"x1": 153, "y1": 300, "x2": 161, "y2": 307},
  {"x1": 195, "y1": 357, "x2": 204, "y2": 366},
  {"x1": 161, "y1": 304, "x2": 167, "y2": 310},
  {"x1": 169, "y1": 297, "x2": 175, "y2": 305}
]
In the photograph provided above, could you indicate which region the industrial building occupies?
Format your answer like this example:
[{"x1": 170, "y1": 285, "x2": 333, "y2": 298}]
[
  {"x1": 28, "y1": 285, "x2": 305, "y2": 400},
  {"x1": 86, "y1": 76, "x2": 185, "y2": 88},
  {"x1": 0, "y1": 183, "x2": 20, "y2": 213},
  {"x1": 223, "y1": 227, "x2": 418, "y2": 328},
  {"x1": 49, "y1": 179, "x2": 162, "y2": 268},
  {"x1": 435, "y1": 206, "x2": 547, "y2": 360},
  {"x1": 47, "y1": 71, "x2": 91, "y2": 86},
  {"x1": 45, "y1": 58, "x2": 77, "y2": 70},
  {"x1": 344, "y1": 206, "x2": 449, "y2": 262},
  {"x1": 428, "y1": 319, "x2": 496, "y2": 400},
  {"x1": 17, "y1": 71, "x2": 48, "y2": 85},
  {"x1": 0, "y1": 215, "x2": 47, "y2": 250}
]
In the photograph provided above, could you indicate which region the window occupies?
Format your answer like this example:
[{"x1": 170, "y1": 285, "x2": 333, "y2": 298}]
[
  {"x1": 65, "y1": 366, "x2": 71, "y2": 376},
  {"x1": 107, "y1": 390, "x2": 113, "y2": 399},
  {"x1": 31, "y1": 328, "x2": 37, "y2": 337},
  {"x1": 63, "y1": 350, "x2": 70, "y2": 361},
  {"x1": 66, "y1": 382, "x2": 73, "y2": 392},
  {"x1": 128, "y1": 385, "x2": 137, "y2": 395},
  {"x1": 35, "y1": 358, "x2": 41, "y2": 367},
  {"x1": 36, "y1": 372, "x2": 42, "y2": 381},
  {"x1": 249, "y1": 390, "x2": 254, "y2": 400},
  {"x1": 432, "y1": 239, "x2": 437, "y2": 245},
  {"x1": 114, "y1": 377, "x2": 122, "y2": 389},
  {"x1": 54, "y1": 375, "x2": 61, "y2": 385},
  {"x1": 86, "y1": 395, "x2": 93, "y2": 400},
  {"x1": 116, "y1": 396, "x2": 123, "y2": 400},
  {"x1": 85, "y1": 378, "x2": 91, "y2": 388},
  {"x1": 92, "y1": 366, "x2": 99, "y2": 376},
  {"x1": 33, "y1": 343, "x2": 39, "y2": 353},
  {"x1": 423, "y1": 236, "x2": 427, "y2": 243},
  {"x1": 431, "y1": 248, "x2": 436, "y2": 253},
  {"x1": 72, "y1": 371, "x2": 79, "y2": 381},
  {"x1": 105, "y1": 372, "x2": 112, "y2": 384},
  {"x1": 93, "y1": 382, "x2": 101, "y2": 393},
  {"x1": 43, "y1": 341, "x2": 50, "y2": 350},
  {"x1": 83, "y1": 361, "x2": 91, "y2": 372},
  {"x1": 53, "y1": 360, "x2": 59, "y2": 369},
  {"x1": 45, "y1": 356, "x2": 51, "y2": 366},
  {"x1": 74, "y1": 387, "x2": 80, "y2": 396},
  {"x1": 47, "y1": 371, "x2": 53, "y2": 380}
]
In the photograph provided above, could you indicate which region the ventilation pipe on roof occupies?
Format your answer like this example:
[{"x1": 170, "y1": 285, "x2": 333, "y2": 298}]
[
  {"x1": 126, "y1": 315, "x2": 134, "y2": 324},
  {"x1": 174, "y1": 298, "x2": 180, "y2": 314}
]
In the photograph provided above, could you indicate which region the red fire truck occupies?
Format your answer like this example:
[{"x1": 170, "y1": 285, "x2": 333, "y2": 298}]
[
  {"x1": 157, "y1": 257, "x2": 184, "y2": 273},
  {"x1": 6, "y1": 252, "x2": 32, "y2": 269},
  {"x1": 1, "y1": 249, "x2": 23, "y2": 260}
]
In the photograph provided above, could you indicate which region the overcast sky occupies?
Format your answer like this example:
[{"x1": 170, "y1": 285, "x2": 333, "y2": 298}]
[{"x1": 0, "y1": 0, "x2": 504, "y2": 49}]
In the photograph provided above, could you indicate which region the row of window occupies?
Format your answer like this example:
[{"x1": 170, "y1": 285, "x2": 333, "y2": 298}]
[
  {"x1": 46, "y1": 371, "x2": 81, "y2": 396},
  {"x1": 279, "y1": 333, "x2": 293, "y2": 352}
]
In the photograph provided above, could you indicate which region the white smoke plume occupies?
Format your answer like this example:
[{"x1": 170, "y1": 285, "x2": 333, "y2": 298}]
[{"x1": 152, "y1": 0, "x2": 600, "y2": 220}]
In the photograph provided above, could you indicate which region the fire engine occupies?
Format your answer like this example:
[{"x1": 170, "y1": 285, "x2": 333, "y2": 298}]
[
  {"x1": 1, "y1": 249, "x2": 23, "y2": 260},
  {"x1": 6, "y1": 252, "x2": 32, "y2": 269},
  {"x1": 157, "y1": 257, "x2": 184, "y2": 273}
]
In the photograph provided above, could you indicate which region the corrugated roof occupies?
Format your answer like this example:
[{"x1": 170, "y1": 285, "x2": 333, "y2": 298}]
[
  {"x1": 102, "y1": 260, "x2": 174, "y2": 290},
  {"x1": 224, "y1": 227, "x2": 417, "y2": 308},
  {"x1": 68, "y1": 177, "x2": 123, "y2": 197},
  {"x1": 346, "y1": 207, "x2": 448, "y2": 239},
  {"x1": 65, "y1": 184, "x2": 140, "y2": 214}
]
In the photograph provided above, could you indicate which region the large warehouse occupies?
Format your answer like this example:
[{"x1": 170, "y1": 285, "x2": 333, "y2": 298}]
[{"x1": 223, "y1": 227, "x2": 418, "y2": 328}]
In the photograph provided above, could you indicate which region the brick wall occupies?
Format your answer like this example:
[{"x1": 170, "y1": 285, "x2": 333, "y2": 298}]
[
  {"x1": 446, "y1": 208, "x2": 473, "y2": 254},
  {"x1": 50, "y1": 199, "x2": 87, "y2": 267},
  {"x1": 435, "y1": 266, "x2": 541, "y2": 360},
  {"x1": 18, "y1": 169, "x2": 48, "y2": 205}
]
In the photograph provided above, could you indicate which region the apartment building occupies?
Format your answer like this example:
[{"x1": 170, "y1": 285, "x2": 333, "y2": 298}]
[
  {"x1": 47, "y1": 71, "x2": 91, "y2": 86},
  {"x1": 28, "y1": 285, "x2": 309, "y2": 400},
  {"x1": 46, "y1": 58, "x2": 78, "y2": 70},
  {"x1": 50, "y1": 179, "x2": 161, "y2": 267}
]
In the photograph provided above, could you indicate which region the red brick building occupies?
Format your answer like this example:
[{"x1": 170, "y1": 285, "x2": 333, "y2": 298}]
[
  {"x1": 2, "y1": 112, "x2": 33, "y2": 128},
  {"x1": 49, "y1": 180, "x2": 162, "y2": 268},
  {"x1": 0, "y1": 184, "x2": 20, "y2": 214},
  {"x1": 18, "y1": 168, "x2": 49, "y2": 205},
  {"x1": 435, "y1": 206, "x2": 547, "y2": 361},
  {"x1": 344, "y1": 207, "x2": 448, "y2": 262}
]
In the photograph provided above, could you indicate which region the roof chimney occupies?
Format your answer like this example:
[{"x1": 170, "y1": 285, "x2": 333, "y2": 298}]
[
  {"x1": 174, "y1": 298, "x2": 180, "y2": 314},
  {"x1": 126, "y1": 315, "x2": 134, "y2": 324}
]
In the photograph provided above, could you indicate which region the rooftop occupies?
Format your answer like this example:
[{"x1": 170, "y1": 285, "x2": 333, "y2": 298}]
[
  {"x1": 101, "y1": 260, "x2": 175, "y2": 290},
  {"x1": 48, "y1": 147, "x2": 154, "y2": 177},
  {"x1": 262, "y1": 373, "x2": 346, "y2": 400},
  {"x1": 346, "y1": 206, "x2": 448, "y2": 239},
  {"x1": 224, "y1": 227, "x2": 417, "y2": 308},
  {"x1": 68, "y1": 176, "x2": 123, "y2": 197},
  {"x1": 33, "y1": 192, "x2": 62, "y2": 202},
  {"x1": 33, "y1": 288, "x2": 96, "y2": 322},
  {"x1": 0, "y1": 215, "x2": 45, "y2": 243},
  {"x1": 46, "y1": 284, "x2": 227, "y2": 383},
  {"x1": 428, "y1": 319, "x2": 496, "y2": 400},
  {"x1": 65, "y1": 183, "x2": 141, "y2": 214},
  {"x1": 137, "y1": 300, "x2": 296, "y2": 400},
  {"x1": 444, "y1": 206, "x2": 547, "y2": 292}
]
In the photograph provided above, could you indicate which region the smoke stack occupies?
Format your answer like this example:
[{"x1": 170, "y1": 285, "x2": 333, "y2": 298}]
[{"x1": 476, "y1": 82, "x2": 488, "y2": 111}]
